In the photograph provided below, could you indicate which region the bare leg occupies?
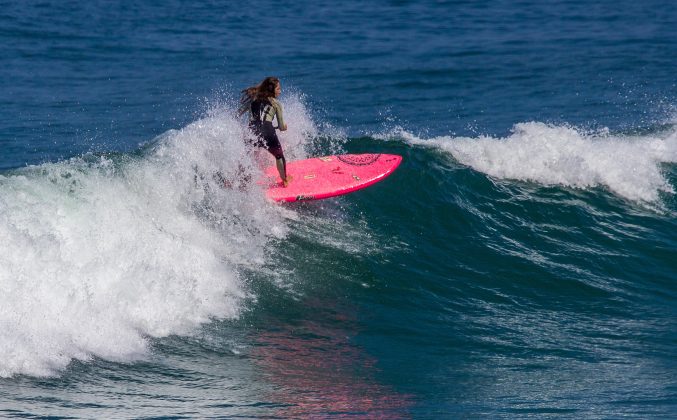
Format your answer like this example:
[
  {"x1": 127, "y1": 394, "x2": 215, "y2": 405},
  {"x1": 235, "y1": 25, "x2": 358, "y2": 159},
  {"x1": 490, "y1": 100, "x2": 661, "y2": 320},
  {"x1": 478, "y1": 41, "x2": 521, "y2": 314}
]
[{"x1": 275, "y1": 157, "x2": 292, "y2": 187}]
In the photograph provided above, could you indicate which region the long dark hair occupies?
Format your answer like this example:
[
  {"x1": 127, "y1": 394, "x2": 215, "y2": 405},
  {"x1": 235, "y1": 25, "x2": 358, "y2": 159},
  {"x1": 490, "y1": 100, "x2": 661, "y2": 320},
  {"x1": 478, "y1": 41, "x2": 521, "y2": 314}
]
[{"x1": 240, "y1": 76, "x2": 279, "y2": 107}]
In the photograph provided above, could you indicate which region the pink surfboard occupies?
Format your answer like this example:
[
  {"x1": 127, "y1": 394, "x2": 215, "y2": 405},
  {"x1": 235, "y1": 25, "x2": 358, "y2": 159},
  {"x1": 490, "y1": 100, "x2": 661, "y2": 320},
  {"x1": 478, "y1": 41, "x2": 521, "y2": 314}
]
[{"x1": 263, "y1": 153, "x2": 402, "y2": 202}]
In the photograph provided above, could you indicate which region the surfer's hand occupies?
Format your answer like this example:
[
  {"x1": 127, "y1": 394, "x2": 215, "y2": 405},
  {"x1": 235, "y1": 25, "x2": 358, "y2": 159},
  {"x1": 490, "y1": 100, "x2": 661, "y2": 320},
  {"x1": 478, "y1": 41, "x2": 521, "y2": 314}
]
[{"x1": 279, "y1": 124, "x2": 288, "y2": 131}]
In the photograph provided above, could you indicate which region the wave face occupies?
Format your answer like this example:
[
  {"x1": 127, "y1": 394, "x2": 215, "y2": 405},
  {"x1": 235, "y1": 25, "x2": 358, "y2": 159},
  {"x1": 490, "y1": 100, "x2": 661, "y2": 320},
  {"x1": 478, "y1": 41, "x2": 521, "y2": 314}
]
[{"x1": 1, "y1": 110, "x2": 676, "y2": 417}]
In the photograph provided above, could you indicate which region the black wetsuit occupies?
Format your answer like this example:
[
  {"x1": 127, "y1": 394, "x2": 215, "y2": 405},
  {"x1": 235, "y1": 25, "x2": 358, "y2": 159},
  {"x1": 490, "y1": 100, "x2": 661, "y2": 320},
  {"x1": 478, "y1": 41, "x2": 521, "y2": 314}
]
[{"x1": 248, "y1": 98, "x2": 284, "y2": 160}]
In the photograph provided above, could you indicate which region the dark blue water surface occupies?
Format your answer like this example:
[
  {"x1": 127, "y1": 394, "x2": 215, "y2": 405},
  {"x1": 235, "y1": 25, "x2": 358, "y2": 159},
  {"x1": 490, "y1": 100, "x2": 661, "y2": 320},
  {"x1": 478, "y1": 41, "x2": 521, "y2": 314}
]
[{"x1": 1, "y1": 1, "x2": 676, "y2": 418}]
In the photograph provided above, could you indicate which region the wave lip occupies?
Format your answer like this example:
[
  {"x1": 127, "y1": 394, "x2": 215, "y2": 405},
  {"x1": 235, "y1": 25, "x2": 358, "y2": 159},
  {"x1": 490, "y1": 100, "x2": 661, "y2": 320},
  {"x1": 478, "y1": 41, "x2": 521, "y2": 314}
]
[{"x1": 401, "y1": 122, "x2": 677, "y2": 202}]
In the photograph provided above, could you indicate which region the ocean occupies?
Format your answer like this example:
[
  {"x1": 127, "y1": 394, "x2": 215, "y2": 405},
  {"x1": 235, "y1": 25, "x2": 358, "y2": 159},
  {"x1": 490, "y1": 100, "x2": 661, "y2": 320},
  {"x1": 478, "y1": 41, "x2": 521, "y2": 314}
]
[{"x1": 1, "y1": 0, "x2": 676, "y2": 418}]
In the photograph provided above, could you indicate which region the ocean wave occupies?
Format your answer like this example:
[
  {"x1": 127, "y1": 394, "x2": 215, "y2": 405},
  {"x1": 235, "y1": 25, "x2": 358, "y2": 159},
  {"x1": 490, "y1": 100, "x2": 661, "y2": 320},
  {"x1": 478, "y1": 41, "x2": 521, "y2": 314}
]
[
  {"x1": 0, "y1": 95, "x2": 318, "y2": 377},
  {"x1": 394, "y1": 121, "x2": 677, "y2": 203}
]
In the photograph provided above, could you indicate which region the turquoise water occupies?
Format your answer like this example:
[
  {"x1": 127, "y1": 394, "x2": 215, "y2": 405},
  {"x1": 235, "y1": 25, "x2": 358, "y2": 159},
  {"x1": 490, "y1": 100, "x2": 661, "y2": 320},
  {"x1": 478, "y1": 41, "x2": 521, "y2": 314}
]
[{"x1": 1, "y1": 1, "x2": 676, "y2": 418}]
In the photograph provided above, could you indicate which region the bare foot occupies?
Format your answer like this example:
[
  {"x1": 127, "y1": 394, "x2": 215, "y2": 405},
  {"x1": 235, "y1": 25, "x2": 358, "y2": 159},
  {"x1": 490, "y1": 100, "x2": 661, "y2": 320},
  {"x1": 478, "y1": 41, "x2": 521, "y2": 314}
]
[{"x1": 283, "y1": 175, "x2": 293, "y2": 187}]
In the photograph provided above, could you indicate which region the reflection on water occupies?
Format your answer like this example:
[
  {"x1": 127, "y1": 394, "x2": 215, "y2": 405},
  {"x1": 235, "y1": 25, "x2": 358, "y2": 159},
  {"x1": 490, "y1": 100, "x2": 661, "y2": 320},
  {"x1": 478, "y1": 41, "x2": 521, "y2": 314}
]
[{"x1": 250, "y1": 302, "x2": 414, "y2": 418}]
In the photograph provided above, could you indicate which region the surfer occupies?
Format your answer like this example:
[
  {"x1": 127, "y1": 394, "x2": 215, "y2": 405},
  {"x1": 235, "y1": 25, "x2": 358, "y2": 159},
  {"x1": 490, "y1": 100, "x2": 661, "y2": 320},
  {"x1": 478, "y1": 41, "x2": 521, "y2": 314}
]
[{"x1": 239, "y1": 77, "x2": 292, "y2": 187}]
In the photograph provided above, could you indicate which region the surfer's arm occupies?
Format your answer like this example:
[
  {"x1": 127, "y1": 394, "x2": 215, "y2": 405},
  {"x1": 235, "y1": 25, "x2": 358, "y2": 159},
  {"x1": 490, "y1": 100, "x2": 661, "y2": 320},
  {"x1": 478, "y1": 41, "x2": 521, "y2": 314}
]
[{"x1": 272, "y1": 99, "x2": 287, "y2": 131}]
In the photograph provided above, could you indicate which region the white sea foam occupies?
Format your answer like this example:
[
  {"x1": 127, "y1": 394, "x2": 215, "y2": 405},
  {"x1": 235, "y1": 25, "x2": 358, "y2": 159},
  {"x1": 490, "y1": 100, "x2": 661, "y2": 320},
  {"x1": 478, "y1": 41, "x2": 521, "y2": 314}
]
[
  {"x1": 398, "y1": 122, "x2": 677, "y2": 202},
  {"x1": 0, "y1": 95, "x2": 316, "y2": 377}
]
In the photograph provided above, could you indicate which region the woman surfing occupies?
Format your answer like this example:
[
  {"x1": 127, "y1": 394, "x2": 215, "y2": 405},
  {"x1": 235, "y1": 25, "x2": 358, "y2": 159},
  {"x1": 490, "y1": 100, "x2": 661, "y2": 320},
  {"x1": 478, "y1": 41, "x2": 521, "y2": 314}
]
[{"x1": 239, "y1": 77, "x2": 292, "y2": 187}]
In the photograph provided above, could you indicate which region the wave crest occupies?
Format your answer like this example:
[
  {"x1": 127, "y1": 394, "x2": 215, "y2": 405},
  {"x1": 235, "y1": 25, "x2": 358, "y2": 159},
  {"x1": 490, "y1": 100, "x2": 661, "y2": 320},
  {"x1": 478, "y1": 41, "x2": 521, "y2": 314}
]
[{"x1": 401, "y1": 122, "x2": 677, "y2": 202}]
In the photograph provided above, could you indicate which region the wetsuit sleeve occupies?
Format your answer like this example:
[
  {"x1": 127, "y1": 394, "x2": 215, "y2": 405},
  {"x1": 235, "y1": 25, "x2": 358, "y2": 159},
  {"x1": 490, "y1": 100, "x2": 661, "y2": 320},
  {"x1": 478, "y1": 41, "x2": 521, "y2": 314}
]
[{"x1": 271, "y1": 98, "x2": 285, "y2": 128}]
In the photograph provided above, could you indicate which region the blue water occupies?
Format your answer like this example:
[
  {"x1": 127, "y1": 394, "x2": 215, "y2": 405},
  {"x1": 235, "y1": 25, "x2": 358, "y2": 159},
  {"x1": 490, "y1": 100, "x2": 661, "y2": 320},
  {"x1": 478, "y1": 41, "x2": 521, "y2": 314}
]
[{"x1": 1, "y1": 1, "x2": 676, "y2": 418}]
